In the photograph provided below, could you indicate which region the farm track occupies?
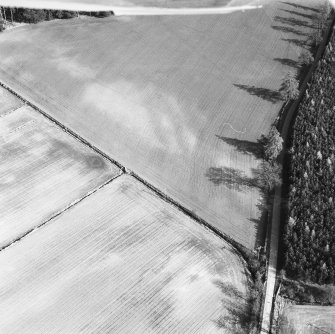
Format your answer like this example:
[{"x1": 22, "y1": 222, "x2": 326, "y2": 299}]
[{"x1": 260, "y1": 9, "x2": 335, "y2": 334}]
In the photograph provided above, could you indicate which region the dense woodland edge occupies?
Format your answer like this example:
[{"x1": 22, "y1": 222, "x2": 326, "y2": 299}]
[
  {"x1": 279, "y1": 7, "x2": 335, "y2": 306},
  {"x1": 0, "y1": 7, "x2": 113, "y2": 28}
]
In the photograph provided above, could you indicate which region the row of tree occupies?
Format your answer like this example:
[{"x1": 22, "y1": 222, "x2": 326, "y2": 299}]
[
  {"x1": 283, "y1": 28, "x2": 335, "y2": 285},
  {"x1": 0, "y1": 7, "x2": 113, "y2": 25}
]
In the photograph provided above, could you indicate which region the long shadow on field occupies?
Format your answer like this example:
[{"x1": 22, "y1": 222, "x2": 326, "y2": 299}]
[
  {"x1": 216, "y1": 135, "x2": 263, "y2": 160},
  {"x1": 281, "y1": 38, "x2": 309, "y2": 49},
  {"x1": 273, "y1": 57, "x2": 300, "y2": 69},
  {"x1": 214, "y1": 281, "x2": 251, "y2": 333},
  {"x1": 271, "y1": 25, "x2": 310, "y2": 37},
  {"x1": 273, "y1": 16, "x2": 315, "y2": 29},
  {"x1": 205, "y1": 167, "x2": 257, "y2": 191},
  {"x1": 279, "y1": 8, "x2": 318, "y2": 21},
  {"x1": 249, "y1": 196, "x2": 269, "y2": 247},
  {"x1": 280, "y1": 2, "x2": 321, "y2": 14},
  {"x1": 233, "y1": 84, "x2": 282, "y2": 104}
]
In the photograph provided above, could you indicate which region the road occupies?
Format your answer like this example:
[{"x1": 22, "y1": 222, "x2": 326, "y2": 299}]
[
  {"x1": 260, "y1": 12, "x2": 335, "y2": 333},
  {"x1": 260, "y1": 184, "x2": 282, "y2": 333}
]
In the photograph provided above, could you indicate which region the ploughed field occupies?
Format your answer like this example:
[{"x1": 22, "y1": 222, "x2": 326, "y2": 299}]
[
  {"x1": 0, "y1": 0, "x2": 321, "y2": 249},
  {"x1": 0, "y1": 105, "x2": 119, "y2": 249},
  {"x1": 280, "y1": 305, "x2": 335, "y2": 334},
  {"x1": 0, "y1": 175, "x2": 249, "y2": 334}
]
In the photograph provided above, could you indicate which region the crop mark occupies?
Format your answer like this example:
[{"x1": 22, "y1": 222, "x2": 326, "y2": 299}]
[{"x1": 221, "y1": 123, "x2": 246, "y2": 134}]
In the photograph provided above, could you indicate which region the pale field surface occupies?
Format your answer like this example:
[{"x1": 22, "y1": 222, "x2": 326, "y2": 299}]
[
  {"x1": 0, "y1": 85, "x2": 23, "y2": 116},
  {"x1": 0, "y1": 174, "x2": 249, "y2": 334},
  {"x1": 0, "y1": 0, "x2": 247, "y2": 10},
  {"x1": 0, "y1": 106, "x2": 119, "y2": 248},
  {"x1": 0, "y1": 0, "x2": 322, "y2": 248},
  {"x1": 280, "y1": 305, "x2": 335, "y2": 334}
]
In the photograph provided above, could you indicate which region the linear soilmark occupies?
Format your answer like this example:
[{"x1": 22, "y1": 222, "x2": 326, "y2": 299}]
[
  {"x1": 0, "y1": 173, "x2": 123, "y2": 253},
  {"x1": 0, "y1": 104, "x2": 24, "y2": 119},
  {"x1": 0, "y1": 79, "x2": 250, "y2": 271}
]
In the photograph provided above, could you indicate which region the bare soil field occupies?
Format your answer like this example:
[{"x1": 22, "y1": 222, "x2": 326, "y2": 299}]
[
  {"x1": 280, "y1": 305, "x2": 335, "y2": 334},
  {"x1": 0, "y1": 85, "x2": 23, "y2": 116},
  {"x1": 0, "y1": 0, "x2": 321, "y2": 248},
  {"x1": 0, "y1": 174, "x2": 249, "y2": 334},
  {"x1": 0, "y1": 106, "x2": 119, "y2": 248}
]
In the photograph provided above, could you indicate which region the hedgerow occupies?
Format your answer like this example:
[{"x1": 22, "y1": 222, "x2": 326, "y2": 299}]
[{"x1": 284, "y1": 29, "x2": 335, "y2": 284}]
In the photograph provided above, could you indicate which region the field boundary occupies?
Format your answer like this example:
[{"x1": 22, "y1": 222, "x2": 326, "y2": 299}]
[
  {"x1": 260, "y1": 10, "x2": 335, "y2": 334},
  {"x1": 0, "y1": 78, "x2": 253, "y2": 278},
  {"x1": 0, "y1": 173, "x2": 122, "y2": 252}
]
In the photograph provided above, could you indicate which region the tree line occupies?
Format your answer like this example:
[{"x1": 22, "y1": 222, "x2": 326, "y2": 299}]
[
  {"x1": 283, "y1": 28, "x2": 335, "y2": 285},
  {"x1": 0, "y1": 7, "x2": 113, "y2": 26}
]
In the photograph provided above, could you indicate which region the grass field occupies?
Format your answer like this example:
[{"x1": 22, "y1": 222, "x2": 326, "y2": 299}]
[
  {"x1": 0, "y1": 105, "x2": 119, "y2": 248},
  {"x1": 0, "y1": 85, "x2": 23, "y2": 116},
  {"x1": 280, "y1": 305, "x2": 335, "y2": 334},
  {"x1": 0, "y1": 174, "x2": 249, "y2": 334},
  {"x1": 0, "y1": 0, "x2": 322, "y2": 248}
]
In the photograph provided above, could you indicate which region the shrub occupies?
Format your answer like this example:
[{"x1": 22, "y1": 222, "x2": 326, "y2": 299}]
[
  {"x1": 280, "y1": 72, "x2": 299, "y2": 101},
  {"x1": 264, "y1": 126, "x2": 283, "y2": 162},
  {"x1": 254, "y1": 161, "x2": 281, "y2": 191},
  {"x1": 298, "y1": 50, "x2": 314, "y2": 66}
]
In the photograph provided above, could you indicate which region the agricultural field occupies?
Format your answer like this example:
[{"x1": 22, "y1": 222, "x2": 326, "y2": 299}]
[
  {"x1": 280, "y1": 305, "x2": 335, "y2": 334},
  {"x1": 0, "y1": 105, "x2": 119, "y2": 249},
  {"x1": 0, "y1": 85, "x2": 22, "y2": 116},
  {"x1": 0, "y1": 174, "x2": 250, "y2": 334},
  {"x1": 0, "y1": 0, "x2": 234, "y2": 10},
  {"x1": 0, "y1": 0, "x2": 323, "y2": 249}
]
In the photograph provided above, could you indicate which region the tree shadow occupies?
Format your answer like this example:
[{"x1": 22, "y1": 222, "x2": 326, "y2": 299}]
[
  {"x1": 280, "y1": 1, "x2": 320, "y2": 14},
  {"x1": 273, "y1": 57, "x2": 300, "y2": 69},
  {"x1": 213, "y1": 280, "x2": 246, "y2": 301},
  {"x1": 233, "y1": 84, "x2": 283, "y2": 104},
  {"x1": 274, "y1": 15, "x2": 315, "y2": 29},
  {"x1": 271, "y1": 24, "x2": 310, "y2": 36},
  {"x1": 279, "y1": 8, "x2": 318, "y2": 20},
  {"x1": 281, "y1": 38, "x2": 309, "y2": 49},
  {"x1": 213, "y1": 281, "x2": 251, "y2": 333},
  {"x1": 216, "y1": 135, "x2": 263, "y2": 159},
  {"x1": 205, "y1": 166, "x2": 257, "y2": 190},
  {"x1": 247, "y1": 188, "x2": 271, "y2": 247}
]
